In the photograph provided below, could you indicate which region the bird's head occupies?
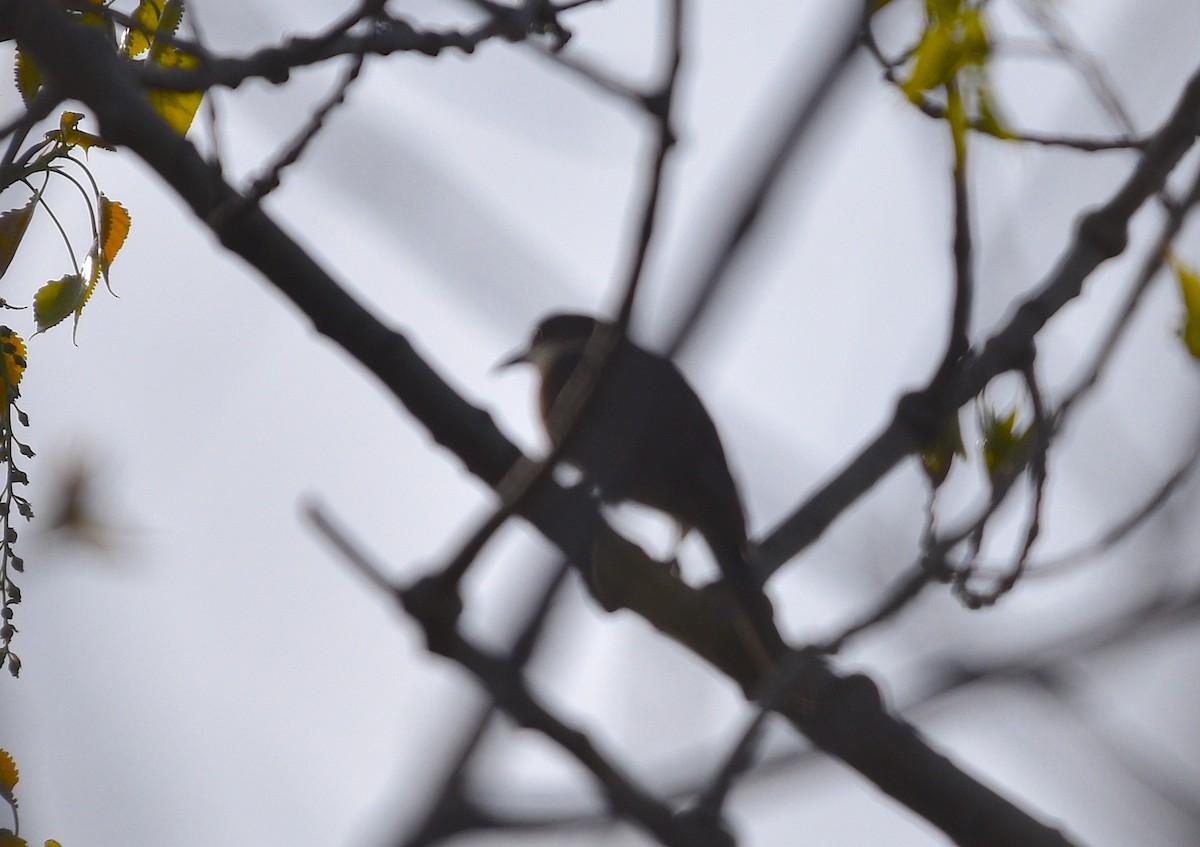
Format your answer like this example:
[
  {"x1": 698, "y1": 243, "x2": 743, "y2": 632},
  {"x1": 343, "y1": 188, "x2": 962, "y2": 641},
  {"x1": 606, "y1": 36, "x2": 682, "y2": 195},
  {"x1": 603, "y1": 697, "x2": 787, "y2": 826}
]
[{"x1": 496, "y1": 313, "x2": 603, "y2": 376}]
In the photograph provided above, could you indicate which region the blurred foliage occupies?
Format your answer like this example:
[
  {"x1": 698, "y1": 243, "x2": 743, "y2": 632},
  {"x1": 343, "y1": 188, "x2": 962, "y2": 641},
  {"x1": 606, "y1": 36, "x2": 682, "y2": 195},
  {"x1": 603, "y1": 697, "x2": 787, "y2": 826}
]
[{"x1": 0, "y1": 0, "x2": 200, "y2": 671}]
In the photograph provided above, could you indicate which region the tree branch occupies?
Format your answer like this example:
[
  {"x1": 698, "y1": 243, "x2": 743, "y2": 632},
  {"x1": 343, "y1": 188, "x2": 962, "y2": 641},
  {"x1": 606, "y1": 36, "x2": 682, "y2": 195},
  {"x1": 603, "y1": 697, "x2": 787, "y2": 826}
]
[
  {"x1": 758, "y1": 54, "x2": 1200, "y2": 579},
  {"x1": 7, "y1": 3, "x2": 1087, "y2": 845}
]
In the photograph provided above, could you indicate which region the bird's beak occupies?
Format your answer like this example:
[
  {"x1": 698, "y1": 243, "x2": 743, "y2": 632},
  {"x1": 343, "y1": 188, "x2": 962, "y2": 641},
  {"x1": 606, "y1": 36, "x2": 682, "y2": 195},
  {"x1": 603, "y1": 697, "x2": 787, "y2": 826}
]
[{"x1": 493, "y1": 346, "x2": 530, "y2": 373}]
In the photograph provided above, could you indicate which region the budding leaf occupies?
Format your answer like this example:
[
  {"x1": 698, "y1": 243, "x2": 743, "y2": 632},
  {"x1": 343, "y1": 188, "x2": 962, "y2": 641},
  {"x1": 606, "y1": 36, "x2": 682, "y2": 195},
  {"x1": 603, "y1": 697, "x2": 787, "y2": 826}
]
[
  {"x1": 920, "y1": 412, "x2": 965, "y2": 488},
  {"x1": 1167, "y1": 253, "x2": 1200, "y2": 359},
  {"x1": 979, "y1": 403, "x2": 1034, "y2": 482}
]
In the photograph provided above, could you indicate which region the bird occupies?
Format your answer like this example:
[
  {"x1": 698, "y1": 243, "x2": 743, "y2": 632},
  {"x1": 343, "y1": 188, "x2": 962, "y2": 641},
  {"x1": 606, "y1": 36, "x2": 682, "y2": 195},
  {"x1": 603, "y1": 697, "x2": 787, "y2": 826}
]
[{"x1": 498, "y1": 312, "x2": 785, "y2": 657}]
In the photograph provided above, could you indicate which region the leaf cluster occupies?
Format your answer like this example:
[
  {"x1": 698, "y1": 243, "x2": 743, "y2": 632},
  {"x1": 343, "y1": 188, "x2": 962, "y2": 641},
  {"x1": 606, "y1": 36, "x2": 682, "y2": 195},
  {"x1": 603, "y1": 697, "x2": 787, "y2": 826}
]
[{"x1": 0, "y1": 0, "x2": 205, "y2": 668}]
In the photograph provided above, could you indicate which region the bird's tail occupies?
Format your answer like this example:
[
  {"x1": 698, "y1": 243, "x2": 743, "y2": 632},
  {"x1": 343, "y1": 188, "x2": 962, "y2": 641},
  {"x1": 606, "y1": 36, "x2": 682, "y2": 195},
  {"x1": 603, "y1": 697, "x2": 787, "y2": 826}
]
[{"x1": 706, "y1": 535, "x2": 787, "y2": 660}]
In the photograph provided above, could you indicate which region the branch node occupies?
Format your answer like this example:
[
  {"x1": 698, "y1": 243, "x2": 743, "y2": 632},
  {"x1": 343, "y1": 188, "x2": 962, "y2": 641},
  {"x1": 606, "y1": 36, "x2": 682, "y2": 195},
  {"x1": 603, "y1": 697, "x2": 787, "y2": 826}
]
[
  {"x1": 1077, "y1": 207, "x2": 1129, "y2": 262},
  {"x1": 400, "y1": 573, "x2": 464, "y2": 656}
]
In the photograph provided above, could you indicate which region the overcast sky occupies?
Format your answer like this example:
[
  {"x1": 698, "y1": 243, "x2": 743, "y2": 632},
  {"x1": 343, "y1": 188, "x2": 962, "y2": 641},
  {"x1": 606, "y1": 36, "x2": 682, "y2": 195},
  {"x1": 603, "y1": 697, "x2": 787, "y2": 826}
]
[{"x1": 4, "y1": 1, "x2": 1200, "y2": 845}]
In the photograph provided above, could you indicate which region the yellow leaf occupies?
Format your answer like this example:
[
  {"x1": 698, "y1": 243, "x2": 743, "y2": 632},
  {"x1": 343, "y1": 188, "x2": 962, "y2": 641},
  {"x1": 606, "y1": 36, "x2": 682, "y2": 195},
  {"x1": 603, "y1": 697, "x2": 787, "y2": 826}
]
[
  {"x1": 1167, "y1": 253, "x2": 1200, "y2": 359},
  {"x1": 0, "y1": 328, "x2": 26, "y2": 398},
  {"x1": 44, "y1": 111, "x2": 115, "y2": 153},
  {"x1": 0, "y1": 748, "x2": 18, "y2": 798},
  {"x1": 71, "y1": 0, "x2": 108, "y2": 29},
  {"x1": 147, "y1": 47, "x2": 202, "y2": 135},
  {"x1": 126, "y1": 0, "x2": 202, "y2": 134},
  {"x1": 0, "y1": 197, "x2": 36, "y2": 279},
  {"x1": 98, "y1": 196, "x2": 131, "y2": 270},
  {"x1": 46, "y1": 841, "x2": 63, "y2": 847},
  {"x1": 33, "y1": 274, "x2": 87, "y2": 333},
  {"x1": 124, "y1": 0, "x2": 166, "y2": 57},
  {"x1": 147, "y1": 0, "x2": 187, "y2": 63},
  {"x1": 14, "y1": 49, "x2": 41, "y2": 105},
  {"x1": 0, "y1": 832, "x2": 28, "y2": 847}
]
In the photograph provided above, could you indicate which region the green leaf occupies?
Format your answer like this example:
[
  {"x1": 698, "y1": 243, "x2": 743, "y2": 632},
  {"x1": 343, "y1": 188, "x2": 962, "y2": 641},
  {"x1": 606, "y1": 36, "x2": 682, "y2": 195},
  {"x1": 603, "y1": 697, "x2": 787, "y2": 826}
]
[
  {"x1": 901, "y1": 17, "x2": 959, "y2": 101},
  {"x1": 33, "y1": 274, "x2": 87, "y2": 333},
  {"x1": 978, "y1": 402, "x2": 1034, "y2": 482},
  {"x1": 900, "y1": 3, "x2": 994, "y2": 108}
]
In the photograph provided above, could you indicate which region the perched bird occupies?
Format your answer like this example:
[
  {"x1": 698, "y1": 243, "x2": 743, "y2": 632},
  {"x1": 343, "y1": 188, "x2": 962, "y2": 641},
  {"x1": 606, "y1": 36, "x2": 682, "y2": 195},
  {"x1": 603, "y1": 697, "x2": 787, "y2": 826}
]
[{"x1": 499, "y1": 313, "x2": 784, "y2": 657}]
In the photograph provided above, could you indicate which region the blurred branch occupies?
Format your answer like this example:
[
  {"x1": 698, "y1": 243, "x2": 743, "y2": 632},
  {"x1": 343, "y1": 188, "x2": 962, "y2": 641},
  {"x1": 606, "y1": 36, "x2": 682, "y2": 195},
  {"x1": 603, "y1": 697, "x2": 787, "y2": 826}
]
[
  {"x1": 862, "y1": 15, "x2": 1147, "y2": 151},
  {"x1": 717, "y1": 578, "x2": 1200, "y2": 823},
  {"x1": 9, "y1": 2, "x2": 1089, "y2": 844},
  {"x1": 0, "y1": 85, "x2": 61, "y2": 186},
  {"x1": 757, "y1": 54, "x2": 1200, "y2": 580},
  {"x1": 1012, "y1": 426, "x2": 1200, "y2": 577},
  {"x1": 127, "y1": 3, "x2": 567, "y2": 92},
  {"x1": 306, "y1": 502, "x2": 725, "y2": 847},
  {"x1": 1056, "y1": 159, "x2": 1200, "y2": 422},
  {"x1": 392, "y1": 561, "x2": 578, "y2": 847},
  {"x1": 1013, "y1": 0, "x2": 1136, "y2": 135},
  {"x1": 533, "y1": 46, "x2": 645, "y2": 106},
  {"x1": 237, "y1": 41, "x2": 370, "y2": 206},
  {"x1": 952, "y1": 360, "x2": 1049, "y2": 607},
  {"x1": 663, "y1": 2, "x2": 869, "y2": 356},
  {"x1": 611, "y1": 0, "x2": 682, "y2": 327},
  {"x1": 821, "y1": 565, "x2": 934, "y2": 654},
  {"x1": 416, "y1": 0, "x2": 684, "y2": 616},
  {"x1": 929, "y1": 104, "x2": 976, "y2": 392}
]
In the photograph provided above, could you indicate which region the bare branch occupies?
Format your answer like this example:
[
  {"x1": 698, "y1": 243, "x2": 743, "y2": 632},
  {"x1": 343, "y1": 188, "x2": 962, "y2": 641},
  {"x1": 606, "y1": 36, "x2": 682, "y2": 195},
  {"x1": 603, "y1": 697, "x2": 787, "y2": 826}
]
[
  {"x1": 757, "y1": 56, "x2": 1200, "y2": 581},
  {"x1": 8, "y1": 3, "x2": 1096, "y2": 843},
  {"x1": 664, "y1": 3, "x2": 870, "y2": 356},
  {"x1": 305, "y1": 501, "x2": 724, "y2": 847}
]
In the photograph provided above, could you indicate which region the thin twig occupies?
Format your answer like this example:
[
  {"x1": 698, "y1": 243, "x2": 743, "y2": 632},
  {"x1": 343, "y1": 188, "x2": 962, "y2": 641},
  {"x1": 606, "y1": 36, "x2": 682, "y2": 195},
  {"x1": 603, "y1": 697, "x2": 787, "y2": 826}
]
[
  {"x1": 996, "y1": 426, "x2": 1200, "y2": 577},
  {"x1": 241, "y1": 43, "x2": 369, "y2": 204},
  {"x1": 1056, "y1": 159, "x2": 1200, "y2": 422},
  {"x1": 1013, "y1": 0, "x2": 1136, "y2": 135},
  {"x1": 957, "y1": 357, "x2": 1050, "y2": 607},
  {"x1": 427, "y1": 0, "x2": 686, "y2": 595},
  {"x1": 928, "y1": 97, "x2": 976, "y2": 394},
  {"x1": 304, "y1": 501, "x2": 720, "y2": 847},
  {"x1": 862, "y1": 10, "x2": 1146, "y2": 152},
  {"x1": 398, "y1": 559, "x2": 573, "y2": 847},
  {"x1": 664, "y1": 2, "x2": 869, "y2": 356},
  {"x1": 757, "y1": 57, "x2": 1200, "y2": 581},
  {"x1": 0, "y1": 87, "x2": 62, "y2": 187}
]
